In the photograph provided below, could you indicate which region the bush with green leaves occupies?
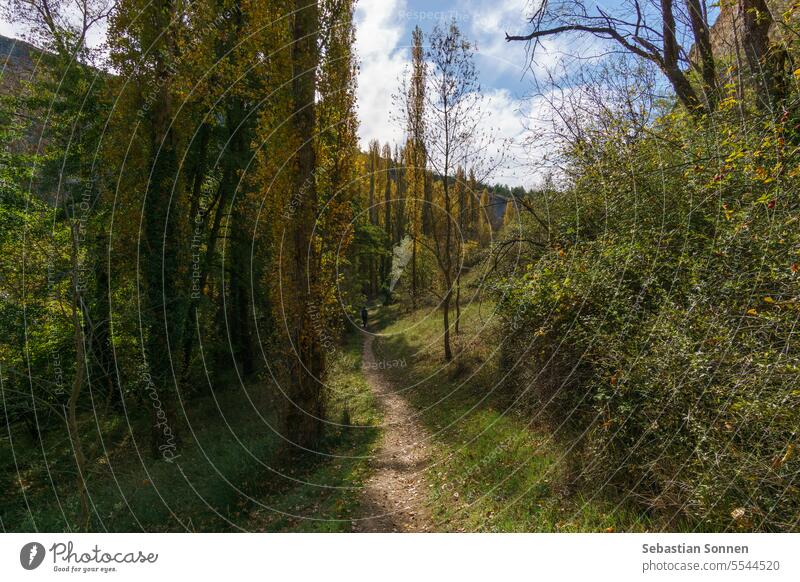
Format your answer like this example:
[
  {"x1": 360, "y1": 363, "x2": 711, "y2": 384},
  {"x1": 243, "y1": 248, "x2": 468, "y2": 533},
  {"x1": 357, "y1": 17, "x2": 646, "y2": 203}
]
[{"x1": 496, "y1": 100, "x2": 800, "y2": 531}]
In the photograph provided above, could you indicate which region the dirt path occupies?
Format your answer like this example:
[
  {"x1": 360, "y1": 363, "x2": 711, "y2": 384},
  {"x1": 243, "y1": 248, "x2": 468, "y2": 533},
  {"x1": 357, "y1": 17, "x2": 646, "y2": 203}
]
[{"x1": 352, "y1": 333, "x2": 434, "y2": 532}]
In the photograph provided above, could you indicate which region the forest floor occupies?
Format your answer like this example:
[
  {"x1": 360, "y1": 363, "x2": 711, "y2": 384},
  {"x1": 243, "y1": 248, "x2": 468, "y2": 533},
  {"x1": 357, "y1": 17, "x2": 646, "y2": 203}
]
[
  {"x1": 352, "y1": 333, "x2": 433, "y2": 532},
  {"x1": 1, "y1": 330, "x2": 381, "y2": 532}
]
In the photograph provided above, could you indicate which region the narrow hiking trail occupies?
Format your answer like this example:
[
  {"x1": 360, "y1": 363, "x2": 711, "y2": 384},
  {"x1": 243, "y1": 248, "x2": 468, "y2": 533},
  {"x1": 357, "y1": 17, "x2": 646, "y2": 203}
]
[{"x1": 353, "y1": 332, "x2": 435, "y2": 532}]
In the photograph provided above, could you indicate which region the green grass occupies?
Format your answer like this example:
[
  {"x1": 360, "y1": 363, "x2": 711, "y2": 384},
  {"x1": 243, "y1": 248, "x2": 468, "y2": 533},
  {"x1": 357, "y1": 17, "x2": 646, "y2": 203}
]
[
  {"x1": 1, "y1": 384, "x2": 284, "y2": 531},
  {"x1": 242, "y1": 330, "x2": 382, "y2": 532},
  {"x1": 372, "y1": 300, "x2": 651, "y2": 532},
  {"x1": 0, "y1": 330, "x2": 380, "y2": 532}
]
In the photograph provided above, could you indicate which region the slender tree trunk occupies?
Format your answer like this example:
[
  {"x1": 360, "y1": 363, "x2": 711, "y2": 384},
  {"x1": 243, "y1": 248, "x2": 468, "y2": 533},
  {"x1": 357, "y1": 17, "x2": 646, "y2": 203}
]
[
  {"x1": 395, "y1": 154, "x2": 405, "y2": 244},
  {"x1": 410, "y1": 159, "x2": 421, "y2": 307},
  {"x1": 442, "y1": 173, "x2": 453, "y2": 360},
  {"x1": 223, "y1": 100, "x2": 255, "y2": 377},
  {"x1": 422, "y1": 171, "x2": 432, "y2": 236},
  {"x1": 179, "y1": 174, "x2": 225, "y2": 384},
  {"x1": 88, "y1": 230, "x2": 119, "y2": 410},
  {"x1": 454, "y1": 273, "x2": 461, "y2": 335},
  {"x1": 230, "y1": 205, "x2": 255, "y2": 377},
  {"x1": 68, "y1": 223, "x2": 90, "y2": 531},
  {"x1": 287, "y1": 0, "x2": 324, "y2": 447},
  {"x1": 368, "y1": 144, "x2": 377, "y2": 298},
  {"x1": 411, "y1": 234, "x2": 417, "y2": 307},
  {"x1": 661, "y1": 0, "x2": 704, "y2": 114},
  {"x1": 442, "y1": 284, "x2": 453, "y2": 361},
  {"x1": 383, "y1": 154, "x2": 392, "y2": 297},
  {"x1": 685, "y1": 0, "x2": 718, "y2": 110}
]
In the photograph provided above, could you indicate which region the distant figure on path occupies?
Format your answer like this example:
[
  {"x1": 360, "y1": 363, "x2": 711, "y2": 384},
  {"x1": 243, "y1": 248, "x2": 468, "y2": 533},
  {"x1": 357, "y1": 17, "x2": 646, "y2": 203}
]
[{"x1": 361, "y1": 306, "x2": 368, "y2": 329}]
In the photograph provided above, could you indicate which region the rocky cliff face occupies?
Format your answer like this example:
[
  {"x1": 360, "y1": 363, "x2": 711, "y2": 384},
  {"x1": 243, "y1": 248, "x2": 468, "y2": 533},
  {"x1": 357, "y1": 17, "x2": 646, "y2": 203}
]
[{"x1": 707, "y1": 1, "x2": 794, "y2": 61}]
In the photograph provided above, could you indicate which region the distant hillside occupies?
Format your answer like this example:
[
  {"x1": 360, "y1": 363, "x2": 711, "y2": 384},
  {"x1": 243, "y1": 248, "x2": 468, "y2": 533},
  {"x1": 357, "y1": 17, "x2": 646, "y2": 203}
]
[
  {"x1": 0, "y1": 34, "x2": 38, "y2": 92},
  {"x1": 0, "y1": 34, "x2": 35, "y2": 62}
]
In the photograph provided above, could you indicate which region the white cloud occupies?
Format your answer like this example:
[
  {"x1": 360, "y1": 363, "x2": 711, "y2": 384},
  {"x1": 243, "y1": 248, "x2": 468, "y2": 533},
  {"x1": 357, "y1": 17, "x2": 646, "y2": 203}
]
[
  {"x1": 353, "y1": 0, "x2": 546, "y2": 188},
  {"x1": 355, "y1": 0, "x2": 406, "y2": 58},
  {"x1": 354, "y1": 0, "x2": 409, "y2": 147},
  {"x1": 479, "y1": 88, "x2": 536, "y2": 187},
  {"x1": 0, "y1": 11, "x2": 107, "y2": 51},
  {"x1": 465, "y1": 0, "x2": 533, "y2": 78},
  {"x1": 0, "y1": 21, "x2": 19, "y2": 38}
]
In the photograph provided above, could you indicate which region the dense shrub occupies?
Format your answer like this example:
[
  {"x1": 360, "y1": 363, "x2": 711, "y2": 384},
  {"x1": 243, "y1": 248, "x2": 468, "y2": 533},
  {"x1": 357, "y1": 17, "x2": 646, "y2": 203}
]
[{"x1": 496, "y1": 104, "x2": 800, "y2": 530}]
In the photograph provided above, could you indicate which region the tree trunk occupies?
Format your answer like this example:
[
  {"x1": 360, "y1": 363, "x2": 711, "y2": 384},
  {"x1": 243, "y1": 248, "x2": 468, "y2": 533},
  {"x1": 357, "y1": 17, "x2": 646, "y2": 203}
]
[
  {"x1": 661, "y1": 0, "x2": 704, "y2": 114},
  {"x1": 442, "y1": 173, "x2": 453, "y2": 360},
  {"x1": 454, "y1": 274, "x2": 461, "y2": 335},
  {"x1": 685, "y1": 0, "x2": 718, "y2": 110},
  {"x1": 394, "y1": 153, "x2": 405, "y2": 244},
  {"x1": 287, "y1": 0, "x2": 324, "y2": 448},
  {"x1": 442, "y1": 286, "x2": 453, "y2": 361},
  {"x1": 68, "y1": 223, "x2": 90, "y2": 531},
  {"x1": 383, "y1": 154, "x2": 392, "y2": 296},
  {"x1": 740, "y1": 0, "x2": 786, "y2": 112},
  {"x1": 422, "y1": 170, "x2": 432, "y2": 236},
  {"x1": 411, "y1": 234, "x2": 417, "y2": 307},
  {"x1": 143, "y1": 116, "x2": 182, "y2": 457},
  {"x1": 230, "y1": 207, "x2": 255, "y2": 377},
  {"x1": 88, "y1": 229, "x2": 119, "y2": 410}
]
